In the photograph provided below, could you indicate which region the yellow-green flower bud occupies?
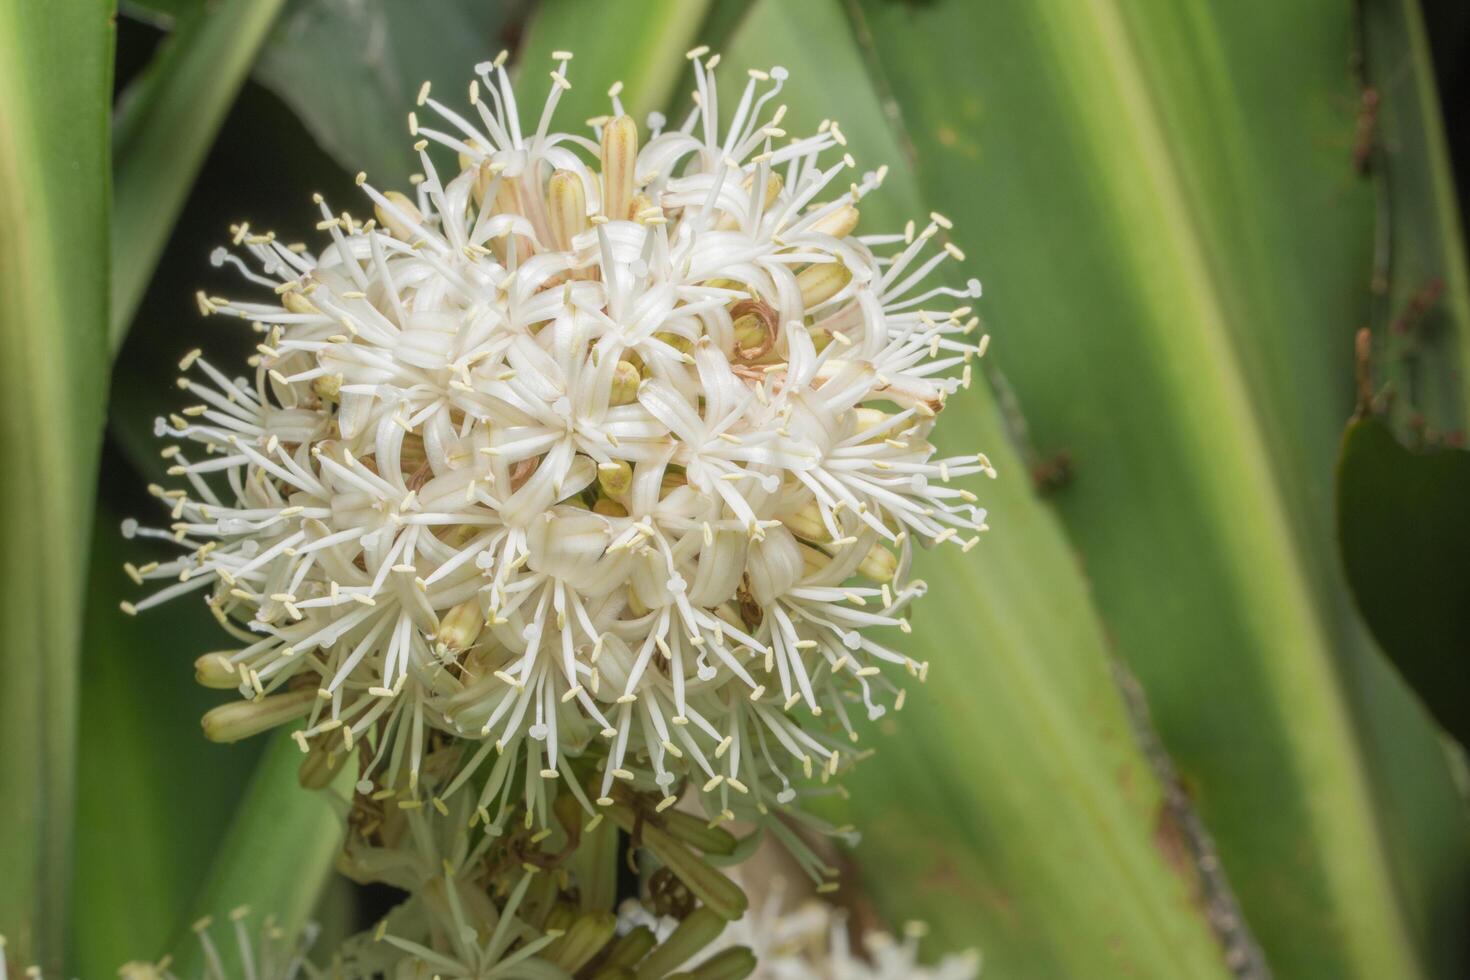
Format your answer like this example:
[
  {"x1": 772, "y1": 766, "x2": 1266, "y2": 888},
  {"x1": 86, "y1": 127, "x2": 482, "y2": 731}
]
[{"x1": 202, "y1": 688, "x2": 314, "y2": 743}]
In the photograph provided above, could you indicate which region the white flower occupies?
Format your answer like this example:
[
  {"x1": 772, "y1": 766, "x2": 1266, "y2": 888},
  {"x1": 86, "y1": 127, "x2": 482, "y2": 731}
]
[{"x1": 124, "y1": 48, "x2": 990, "y2": 827}]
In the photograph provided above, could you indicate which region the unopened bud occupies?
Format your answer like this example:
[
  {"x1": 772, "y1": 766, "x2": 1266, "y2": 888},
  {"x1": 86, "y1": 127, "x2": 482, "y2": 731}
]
[
  {"x1": 859, "y1": 542, "x2": 899, "y2": 582},
  {"x1": 598, "y1": 460, "x2": 633, "y2": 500},
  {"x1": 601, "y1": 115, "x2": 639, "y2": 222},
  {"x1": 796, "y1": 261, "x2": 852, "y2": 309},
  {"x1": 593, "y1": 497, "x2": 628, "y2": 517},
  {"x1": 548, "y1": 170, "x2": 589, "y2": 251},
  {"x1": 194, "y1": 652, "x2": 240, "y2": 689},
  {"x1": 610, "y1": 359, "x2": 641, "y2": 405},
  {"x1": 436, "y1": 599, "x2": 484, "y2": 652},
  {"x1": 675, "y1": 946, "x2": 758, "y2": 980},
  {"x1": 545, "y1": 912, "x2": 618, "y2": 973},
  {"x1": 655, "y1": 331, "x2": 693, "y2": 355},
  {"x1": 603, "y1": 927, "x2": 656, "y2": 971},
  {"x1": 603, "y1": 808, "x2": 747, "y2": 922},
  {"x1": 374, "y1": 191, "x2": 423, "y2": 240},
  {"x1": 810, "y1": 203, "x2": 860, "y2": 239},
  {"x1": 202, "y1": 688, "x2": 314, "y2": 743},
  {"x1": 782, "y1": 501, "x2": 832, "y2": 543},
  {"x1": 660, "y1": 809, "x2": 738, "y2": 856},
  {"x1": 636, "y1": 908, "x2": 728, "y2": 977}
]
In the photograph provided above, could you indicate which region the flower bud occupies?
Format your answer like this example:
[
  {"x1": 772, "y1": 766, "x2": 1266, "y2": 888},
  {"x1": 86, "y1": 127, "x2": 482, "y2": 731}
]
[
  {"x1": 796, "y1": 261, "x2": 852, "y2": 309},
  {"x1": 859, "y1": 541, "x2": 899, "y2": 582},
  {"x1": 202, "y1": 688, "x2": 314, "y2": 743},
  {"x1": 809, "y1": 203, "x2": 860, "y2": 239},
  {"x1": 601, "y1": 115, "x2": 639, "y2": 221},
  {"x1": 194, "y1": 652, "x2": 240, "y2": 689},
  {"x1": 610, "y1": 358, "x2": 642, "y2": 405},
  {"x1": 547, "y1": 169, "x2": 588, "y2": 252},
  {"x1": 781, "y1": 500, "x2": 832, "y2": 543},
  {"x1": 544, "y1": 911, "x2": 618, "y2": 973},
  {"x1": 604, "y1": 805, "x2": 747, "y2": 922},
  {"x1": 603, "y1": 927, "x2": 657, "y2": 971},
  {"x1": 655, "y1": 331, "x2": 694, "y2": 355},
  {"x1": 636, "y1": 908, "x2": 729, "y2": 977},
  {"x1": 374, "y1": 190, "x2": 424, "y2": 241},
  {"x1": 660, "y1": 809, "x2": 738, "y2": 856},
  {"x1": 676, "y1": 946, "x2": 758, "y2": 980},
  {"x1": 598, "y1": 459, "x2": 634, "y2": 500},
  {"x1": 436, "y1": 599, "x2": 484, "y2": 652}
]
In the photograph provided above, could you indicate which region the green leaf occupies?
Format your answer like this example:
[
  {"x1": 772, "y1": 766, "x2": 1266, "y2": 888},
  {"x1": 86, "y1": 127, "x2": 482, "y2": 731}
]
[
  {"x1": 1361, "y1": 0, "x2": 1470, "y2": 436},
  {"x1": 838, "y1": 0, "x2": 1470, "y2": 976},
  {"x1": 1337, "y1": 414, "x2": 1470, "y2": 743},
  {"x1": 111, "y1": 0, "x2": 288, "y2": 350},
  {"x1": 515, "y1": 0, "x2": 713, "y2": 127},
  {"x1": 70, "y1": 492, "x2": 267, "y2": 976},
  {"x1": 0, "y1": 0, "x2": 114, "y2": 969},
  {"x1": 252, "y1": 0, "x2": 523, "y2": 188}
]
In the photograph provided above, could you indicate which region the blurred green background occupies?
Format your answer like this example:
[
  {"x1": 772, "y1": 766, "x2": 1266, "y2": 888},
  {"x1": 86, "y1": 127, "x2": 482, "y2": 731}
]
[{"x1": 4, "y1": 0, "x2": 1470, "y2": 977}]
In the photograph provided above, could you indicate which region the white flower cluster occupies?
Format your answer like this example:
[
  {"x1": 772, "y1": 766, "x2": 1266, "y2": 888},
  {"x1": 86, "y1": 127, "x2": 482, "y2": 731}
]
[{"x1": 123, "y1": 48, "x2": 990, "y2": 825}]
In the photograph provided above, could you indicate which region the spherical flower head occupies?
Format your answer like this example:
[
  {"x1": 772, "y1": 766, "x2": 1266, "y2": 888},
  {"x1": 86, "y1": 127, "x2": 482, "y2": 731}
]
[{"x1": 123, "y1": 48, "x2": 991, "y2": 827}]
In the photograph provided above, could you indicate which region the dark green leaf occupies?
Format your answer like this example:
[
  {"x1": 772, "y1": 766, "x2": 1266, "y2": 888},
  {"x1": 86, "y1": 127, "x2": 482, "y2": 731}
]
[
  {"x1": 112, "y1": 0, "x2": 289, "y2": 349},
  {"x1": 1337, "y1": 414, "x2": 1470, "y2": 743},
  {"x1": 70, "y1": 489, "x2": 266, "y2": 976},
  {"x1": 252, "y1": 0, "x2": 524, "y2": 188}
]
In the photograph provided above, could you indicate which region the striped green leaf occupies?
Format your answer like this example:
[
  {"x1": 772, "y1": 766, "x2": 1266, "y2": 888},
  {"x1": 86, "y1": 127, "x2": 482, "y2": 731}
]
[
  {"x1": 836, "y1": 0, "x2": 1470, "y2": 976},
  {"x1": 0, "y1": 0, "x2": 114, "y2": 969}
]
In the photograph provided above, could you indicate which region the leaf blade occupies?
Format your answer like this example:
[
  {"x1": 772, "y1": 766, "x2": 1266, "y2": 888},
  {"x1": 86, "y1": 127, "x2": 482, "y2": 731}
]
[
  {"x1": 0, "y1": 0, "x2": 114, "y2": 967},
  {"x1": 843, "y1": 0, "x2": 1470, "y2": 975}
]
